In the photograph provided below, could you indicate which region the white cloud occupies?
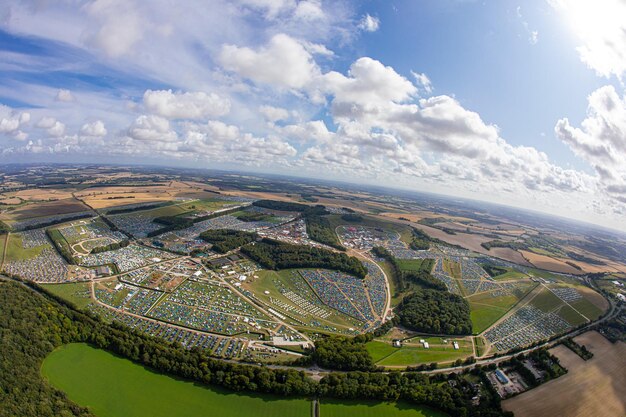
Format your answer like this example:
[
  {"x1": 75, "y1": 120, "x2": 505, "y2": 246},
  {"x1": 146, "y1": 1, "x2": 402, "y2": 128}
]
[
  {"x1": 323, "y1": 57, "x2": 417, "y2": 108},
  {"x1": 143, "y1": 90, "x2": 231, "y2": 120},
  {"x1": 358, "y1": 14, "x2": 379, "y2": 32},
  {"x1": 411, "y1": 71, "x2": 433, "y2": 94},
  {"x1": 549, "y1": 0, "x2": 626, "y2": 79},
  {"x1": 259, "y1": 105, "x2": 289, "y2": 122},
  {"x1": 128, "y1": 115, "x2": 178, "y2": 142},
  {"x1": 81, "y1": 120, "x2": 108, "y2": 137},
  {"x1": 0, "y1": 105, "x2": 30, "y2": 140},
  {"x1": 84, "y1": 0, "x2": 146, "y2": 58},
  {"x1": 55, "y1": 89, "x2": 75, "y2": 102},
  {"x1": 35, "y1": 116, "x2": 66, "y2": 137},
  {"x1": 555, "y1": 85, "x2": 626, "y2": 194},
  {"x1": 219, "y1": 33, "x2": 320, "y2": 89}
]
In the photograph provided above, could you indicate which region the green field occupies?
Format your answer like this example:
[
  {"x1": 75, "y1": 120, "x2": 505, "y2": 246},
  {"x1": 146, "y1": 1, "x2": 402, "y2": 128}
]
[
  {"x1": 469, "y1": 304, "x2": 508, "y2": 334},
  {"x1": 41, "y1": 282, "x2": 93, "y2": 309},
  {"x1": 5, "y1": 233, "x2": 45, "y2": 261},
  {"x1": 467, "y1": 287, "x2": 535, "y2": 334},
  {"x1": 320, "y1": 399, "x2": 446, "y2": 417},
  {"x1": 366, "y1": 338, "x2": 473, "y2": 366},
  {"x1": 42, "y1": 343, "x2": 311, "y2": 417},
  {"x1": 396, "y1": 259, "x2": 434, "y2": 273}
]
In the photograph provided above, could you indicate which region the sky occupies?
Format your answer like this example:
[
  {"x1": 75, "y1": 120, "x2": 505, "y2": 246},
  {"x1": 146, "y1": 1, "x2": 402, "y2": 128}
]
[{"x1": 1, "y1": 0, "x2": 626, "y2": 230}]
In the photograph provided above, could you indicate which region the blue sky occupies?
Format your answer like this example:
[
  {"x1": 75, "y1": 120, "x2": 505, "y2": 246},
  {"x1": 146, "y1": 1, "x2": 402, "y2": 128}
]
[{"x1": 1, "y1": 0, "x2": 626, "y2": 230}]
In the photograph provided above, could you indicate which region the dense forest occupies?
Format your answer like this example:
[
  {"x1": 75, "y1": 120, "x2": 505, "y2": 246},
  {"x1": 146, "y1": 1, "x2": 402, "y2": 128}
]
[
  {"x1": 241, "y1": 239, "x2": 367, "y2": 278},
  {"x1": 235, "y1": 211, "x2": 274, "y2": 222},
  {"x1": 305, "y1": 215, "x2": 344, "y2": 250},
  {"x1": 0, "y1": 279, "x2": 510, "y2": 417},
  {"x1": 312, "y1": 335, "x2": 374, "y2": 371},
  {"x1": 199, "y1": 229, "x2": 258, "y2": 253},
  {"x1": 90, "y1": 239, "x2": 130, "y2": 254},
  {"x1": 397, "y1": 289, "x2": 472, "y2": 335}
]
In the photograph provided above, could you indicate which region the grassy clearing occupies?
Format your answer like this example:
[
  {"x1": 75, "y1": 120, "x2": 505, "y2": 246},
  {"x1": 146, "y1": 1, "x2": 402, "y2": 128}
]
[
  {"x1": 529, "y1": 287, "x2": 564, "y2": 312},
  {"x1": 320, "y1": 399, "x2": 446, "y2": 417},
  {"x1": 470, "y1": 304, "x2": 508, "y2": 334},
  {"x1": 41, "y1": 282, "x2": 93, "y2": 309},
  {"x1": 569, "y1": 298, "x2": 603, "y2": 320},
  {"x1": 367, "y1": 337, "x2": 473, "y2": 366},
  {"x1": 396, "y1": 259, "x2": 434, "y2": 273},
  {"x1": 492, "y1": 269, "x2": 528, "y2": 281},
  {"x1": 42, "y1": 343, "x2": 311, "y2": 417},
  {"x1": 5, "y1": 233, "x2": 44, "y2": 261},
  {"x1": 474, "y1": 337, "x2": 485, "y2": 357},
  {"x1": 366, "y1": 341, "x2": 398, "y2": 362}
]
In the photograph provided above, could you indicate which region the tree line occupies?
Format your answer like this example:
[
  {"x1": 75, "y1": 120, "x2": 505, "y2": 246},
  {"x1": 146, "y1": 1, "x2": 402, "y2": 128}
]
[
  {"x1": 241, "y1": 239, "x2": 367, "y2": 278},
  {"x1": 199, "y1": 229, "x2": 258, "y2": 253}
]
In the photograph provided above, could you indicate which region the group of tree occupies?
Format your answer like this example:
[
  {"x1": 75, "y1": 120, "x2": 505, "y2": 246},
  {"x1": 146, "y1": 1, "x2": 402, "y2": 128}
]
[
  {"x1": 305, "y1": 215, "x2": 344, "y2": 250},
  {"x1": 106, "y1": 202, "x2": 165, "y2": 215},
  {"x1": 90, "y1": 239, "x2": 130, "y2": 254},
  {"x1": 481, "y1": 240, "x2": 526, "y2": 251},
  {"x1": 310, "y1": 334, "x2": 375, "y2": 371},
  {"x1": 45, "y1": 229, "x2": 78, "y2": 265},
  {"x1": 481, "y1": 264, "x2": 508, "y2": 278},
  {"x1": 371, "y1": 247, "x2": 444, "y2": 292},
  {"x1": 0, "y1": 220, "x2": 10, "y2": 233},
  {"x1": 241, "y1": 239, "x2": 367, "y2": 278},
  {"x1": 396, "y1": 289, "x2": 472, "y2": 335},
  {"x1": 235, "y1": 211, "x2": 274, "y2": 222},
  {"x1": 21, "y1": 213, "x2": 94, "y2": 232},
  {"x1": 340, "y1": 213, "x2": 363, "y2": 222},
  {"x1": 0, "y1": 278, "x2": 511, "y2": 417},
  {"x1": 199, "y1": 229, "x2": 258, "y2": 253}
]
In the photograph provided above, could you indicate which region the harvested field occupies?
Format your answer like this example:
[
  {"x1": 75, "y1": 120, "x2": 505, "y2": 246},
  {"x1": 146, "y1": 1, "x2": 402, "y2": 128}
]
[
  {"x1": 503, "y1": 331, "x2": 626, "y2": 417},
  {"x1": 521, "y1": 250, "x2": 583, "y2": 274},
  {"x1": 5, "y1": 188, "x2": 76, "y2": 201},
  {"x1": 0, "y1": 199, "x2": 89, "y2": 220}
]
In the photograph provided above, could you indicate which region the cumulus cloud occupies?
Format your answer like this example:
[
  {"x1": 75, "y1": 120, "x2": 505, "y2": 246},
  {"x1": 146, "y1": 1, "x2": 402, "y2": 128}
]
[
  {"x1": 0, "y1": 105, "x2": 30, "y2": 140},
  {"x1": 128, "y1": 115, "x2": 178, "y2": 142},
  {"x1": 555, "y1": 85, "x2": 626, "y2": 196},
  {"x1": 81, "y1": 120, "x2": 108, "y2": 137},
  {"x1": 55, "y1": 89, "x2": 75, "y2": 102},
  {"x1": 143, "y1": 90, "x2": 231, "y2": 120},
  {"x1": 35, "y1": 116, "x2": 65, "y2": 137},
  {"x1": 219, "y1": 33, "x2": 320, "y2": 89},
  {"x1": 323, "y1": 57, "x2": 417, "y2": 108},
  {"x1": 358, "y1": 14, "x2": 379, "y2": 32},
  {"x1": 259, "y1": 105, "x2": 290, "y2": 122}
]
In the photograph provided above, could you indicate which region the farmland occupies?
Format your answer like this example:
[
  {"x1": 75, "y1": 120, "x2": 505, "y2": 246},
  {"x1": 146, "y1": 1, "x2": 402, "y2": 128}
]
[{"x1": 502, "y1": 331, "x2": 626, "y2": 417}]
